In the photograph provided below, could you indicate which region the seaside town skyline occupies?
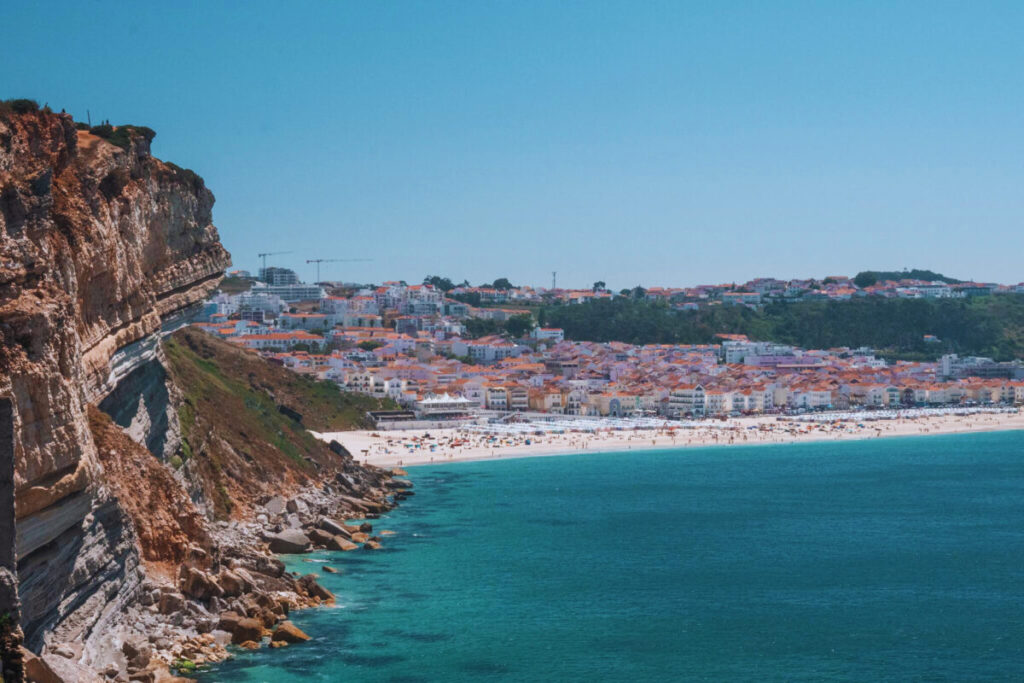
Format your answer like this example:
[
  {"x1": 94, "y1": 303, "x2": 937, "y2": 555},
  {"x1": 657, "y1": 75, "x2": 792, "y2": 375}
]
[{"x1": 195, "y1": 268, "x2": 1024, "y2": 427}]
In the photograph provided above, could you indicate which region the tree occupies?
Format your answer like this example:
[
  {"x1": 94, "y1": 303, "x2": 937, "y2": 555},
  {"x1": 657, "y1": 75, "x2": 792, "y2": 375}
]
[
  {"x1": 492, "y1": 278, "x2": 514, "y2": 290},
  {"x1": 505, "y1": 314, "x2": 535, "y2": 339},
  {"x1": 631, "y1": 286, "x2": 647, "y2": 300},
  {"x1": 424, "y1": 275, "x2": 456, "y2": 291},
  {"x1": 853, "y1": 272, "x2": 878, "y2": 288},
  {"x1": 357, "y1": 340, "x2": 385, "y2": 352},
  {"x1": 593, "y1": 281, "x2": 606, "y2": 292}
]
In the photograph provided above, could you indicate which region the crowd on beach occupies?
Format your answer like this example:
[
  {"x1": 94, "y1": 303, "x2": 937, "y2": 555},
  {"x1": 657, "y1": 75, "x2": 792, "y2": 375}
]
[{"x1": 313, "y1": 406, "x2": 1024, "y2": 468}]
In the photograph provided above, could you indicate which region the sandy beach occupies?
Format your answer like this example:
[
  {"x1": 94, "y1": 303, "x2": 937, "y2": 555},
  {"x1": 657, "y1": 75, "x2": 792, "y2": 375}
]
[{"x1": 314, "y1": 409, "x2": 1024, "y2": 468}]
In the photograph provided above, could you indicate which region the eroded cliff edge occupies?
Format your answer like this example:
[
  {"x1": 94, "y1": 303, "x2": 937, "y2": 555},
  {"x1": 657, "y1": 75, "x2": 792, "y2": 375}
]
[{"x1": 0, "y1": 107, "x2": 230, "y2": 662}]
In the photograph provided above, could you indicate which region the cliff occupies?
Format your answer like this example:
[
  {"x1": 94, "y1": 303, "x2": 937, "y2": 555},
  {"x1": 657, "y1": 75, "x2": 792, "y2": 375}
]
[
  {"x1": 0, "y1": 104, "x2": 230, "y2": 670},
  {"x1": 1, "y1": 104, "x2": 406, "y2": 681}
]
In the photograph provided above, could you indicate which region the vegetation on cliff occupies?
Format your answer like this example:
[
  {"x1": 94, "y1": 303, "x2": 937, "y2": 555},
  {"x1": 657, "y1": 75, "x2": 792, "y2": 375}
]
[
  {"x1": 163, "y1": 328, "x2": 395, "y2": 518},
  {"x1": 540, "y1": 295, "x2": 1024, "y2": 361}
]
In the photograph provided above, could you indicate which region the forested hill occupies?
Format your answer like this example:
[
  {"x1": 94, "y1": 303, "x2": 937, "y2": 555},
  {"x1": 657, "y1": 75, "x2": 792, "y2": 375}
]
[
  {"x1": 853, "y1": 269, "x2": 962, "y2": 287},
  {"x1": 540, "y1": 295, "x2": 1024, "y2": 361}
]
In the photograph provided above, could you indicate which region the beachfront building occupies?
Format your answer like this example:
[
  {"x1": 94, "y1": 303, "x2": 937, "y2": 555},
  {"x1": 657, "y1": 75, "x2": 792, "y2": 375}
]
[
  {"x1": 415, "y1": 393, "x2": 477, "y2": 417},
  {"x1": 668, "y1": 384, "x2": 706, "y2": 418}
]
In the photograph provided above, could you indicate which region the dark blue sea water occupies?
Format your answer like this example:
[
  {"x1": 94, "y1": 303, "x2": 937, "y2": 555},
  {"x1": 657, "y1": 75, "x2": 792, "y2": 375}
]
[{"x1": 204, "y1": 431, "x2": 1024, "y2": 681}]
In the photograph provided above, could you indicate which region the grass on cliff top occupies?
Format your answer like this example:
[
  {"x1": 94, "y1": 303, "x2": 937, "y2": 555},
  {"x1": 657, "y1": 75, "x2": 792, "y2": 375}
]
[
  {"x1": 163, "y1": 328, "x2": 395, "y2": 518},
  {"x1": 165, "y1": 327, "x2": 394, "y2": 433}
]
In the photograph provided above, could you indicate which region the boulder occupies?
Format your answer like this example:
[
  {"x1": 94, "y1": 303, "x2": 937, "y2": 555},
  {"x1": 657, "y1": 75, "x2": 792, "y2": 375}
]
[
  {"x1": 326, "y1": 535, "x2": 358, "y2": 551},
  {"x1": 265, "y1": 529, "x2": 311, "y2": 554},
  {"x1": 322, "y1": 565, "x2": 339, "y2": 573},
  {"x1": 21, "y1": 648, "x2": 63, "y2": 683},
  {"x1": 386, "y1": 478, "x2": 414, "y2": 489},
  {"x1": 307, "y1": 528, "x2": 335, "y2": 547},
  {"x1": 217, "y1": 611, "x2": 243, "y2": 633},
  {"x1": 269, "y1": 640, "x2": 289, "y2": 648},
  {"x1": 285, "y1": 498, "x2": 299, "y2": 514},
  {"x1": 122, "y1": 640, "x2": 151, "y2": 670},
  {"x1": 180, "y1": 567, "x2": 224, "y2": 601},
  {"x1": 271, "y1": 620, "x2": 311, "y2": 644},
  {"x1": 364, "y1": 540, "x2": 382, "y2": 550},
  {"x1": 158, "y1": 592, "x2": 185, "y2": 615},
  {"x1": 316, "y1": 517, "x2": 351, "y2": 538},
  {"x1": 297, "y1": 574, "x2": 335, "y2": 603},
  {"x1": 238, "y1": 640, "x2": 261, "y2": 650},
  {"x1": 359, "y1": 522, "x2": 373, "y2": 533},
  {"x1": 390, "y1": 467, "x2": 408, "y2": 476},
  {"x1": 254, "y1": 555, "x2": 286, "y2": 578},
  {"x1": 256, "y1": 607, "x2": 281, "y2": 628},
  {"x1": 264, "y1": 496, "x2": 286, "y2": 516},
  {"x1": 350, "y1": 532, "x2": 369, "y2": 544},
  {"x1": 230, "y1": 618, "x2": 264, "y2": 645},
  {"x1": 218, "y1": 569, "x2": 249, "y2": 597}
]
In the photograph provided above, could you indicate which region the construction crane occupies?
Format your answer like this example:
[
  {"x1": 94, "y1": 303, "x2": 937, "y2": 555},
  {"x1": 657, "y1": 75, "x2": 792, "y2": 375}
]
[
  {"x1": 257, "y1": 251, "x2": 293, "y2": 276},
  {"x1": 306, "y1": 258, "x2": 373, "y2": 283}
]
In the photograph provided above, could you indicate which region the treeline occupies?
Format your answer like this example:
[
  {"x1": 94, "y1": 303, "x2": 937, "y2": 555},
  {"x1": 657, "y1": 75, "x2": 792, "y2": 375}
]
[
  {"x1": 853, "y1": 269, "x2": 961, "y2": 287},
  {"x1": 540, "y1": 295, "x2": 1024, "y2": 361}
]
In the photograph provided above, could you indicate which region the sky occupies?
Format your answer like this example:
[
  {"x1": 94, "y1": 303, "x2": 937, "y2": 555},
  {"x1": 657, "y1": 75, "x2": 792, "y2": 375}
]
[{"x1": 2, "y1": 1, "x2": 1023, "y2": 289}]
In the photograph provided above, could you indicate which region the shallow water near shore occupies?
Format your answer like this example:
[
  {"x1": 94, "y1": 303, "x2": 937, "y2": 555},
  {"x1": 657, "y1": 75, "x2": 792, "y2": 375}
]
[{"x1": 203, "y1": 430, "x2": 1024, "y2": 681}]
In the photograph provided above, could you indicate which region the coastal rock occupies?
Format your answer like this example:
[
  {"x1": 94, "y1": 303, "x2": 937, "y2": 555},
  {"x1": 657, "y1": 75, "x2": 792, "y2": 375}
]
[
  {"x1": 217, "y1": 569, "x2": 249, "y2": 598},
  {"x1": 322, "y1": 566, "x2": 339, "y2": 573},
  {"x1": 238, "y1": 640, "x2": 260, "y2": 650},
  {"x1": 386, "y1": 479, "x2": 414, "y2": 489},
  {"x1": 217, "y1": 611, "x2": 243, "y2": 633},
  {"x1": 253, "y1": 555, "x2": 286, "y2": 578},
  {"x1": 121, "y1": 639, "x2": 151, "y2": 670},
  {"x1": 265, "y1": 530, "x2": 311, "y2": 554},
  {"x1": 229, "y1": 618, "x2": 263, "y2": 645},
  {"x1": 21, "y1": 648, "x2": 63, "y2": 683},
  {"x1": 263, "y1": 496, "x2": 286, "y2": 516},
  {"x1": 316, "y1": 517, "x2": 351, "y2": 538},
  {"x1": 158, "y1": 592, "x2": 185, "y2": 615},
  {"x1": 326, "y1": 536, "x2": 358, "y2": 551},
  {"x1": 271, "y1": 621, "x2": 310, "y2": 644},
  {"x1": 307, "y1": 528, "x2": 336, "y2": 547},
  {"x1": 350, "y1": 532, "x2": 369, "y2": 544},
  {"x1": 364, "y1": 540, "x2": 382, "y2": 550},
  {"x1": 297, "y1": 575, "x2": 335, "y2": 603},
  {"x1": 179, "y1": 567, "x2": 223, "y2": 602}
]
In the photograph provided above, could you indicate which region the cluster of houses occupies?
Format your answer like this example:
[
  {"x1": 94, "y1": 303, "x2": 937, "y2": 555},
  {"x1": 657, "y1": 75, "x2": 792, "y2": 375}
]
[
  {"x1": 194, "y1": 302, "x2": 1024, "y2": 421},
  {"x1": 194, "y1": 270, "x2": 1024, "y2": 423}
]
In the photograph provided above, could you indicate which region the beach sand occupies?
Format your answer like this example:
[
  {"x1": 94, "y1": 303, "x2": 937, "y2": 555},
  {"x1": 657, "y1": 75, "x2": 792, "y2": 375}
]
[{"x1": 314, "y1": 410, "x2": 1024, "y2": 469}]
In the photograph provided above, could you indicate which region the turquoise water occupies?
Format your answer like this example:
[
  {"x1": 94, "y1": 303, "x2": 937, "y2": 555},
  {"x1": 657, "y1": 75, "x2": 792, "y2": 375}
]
[{"x1": 205, "y1": 431, "x2": 1024, "y2": 681}]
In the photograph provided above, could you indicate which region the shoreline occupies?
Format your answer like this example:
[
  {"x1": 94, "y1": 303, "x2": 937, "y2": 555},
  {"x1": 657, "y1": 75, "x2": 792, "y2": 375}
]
[{"x1": 315, "y1": 410, "x2": 1024, "y2": 469}]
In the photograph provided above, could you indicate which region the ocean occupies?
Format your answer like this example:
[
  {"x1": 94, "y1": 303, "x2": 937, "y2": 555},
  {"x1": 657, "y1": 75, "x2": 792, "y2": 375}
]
[{"x1": 204, "y1": 431, "x2": 1024, "y2": 681}]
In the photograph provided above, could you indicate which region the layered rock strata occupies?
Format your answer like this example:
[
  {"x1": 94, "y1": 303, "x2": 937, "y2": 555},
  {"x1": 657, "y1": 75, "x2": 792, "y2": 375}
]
[{"x1": 0, "y1": 107, "x2": 228, "y2": 665}]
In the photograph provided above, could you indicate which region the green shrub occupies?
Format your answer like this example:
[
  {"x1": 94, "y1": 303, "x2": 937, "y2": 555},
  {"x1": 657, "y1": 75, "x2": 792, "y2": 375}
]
[
  {"x1": 7, "y1": 98, "x2": 39, "y2": 114},
  {"x1": 89, "y1": 123, "x2": 157, "y2": 150},
  {"x1": 169, "y1": 455, "x2": 183, "y2": 469}
]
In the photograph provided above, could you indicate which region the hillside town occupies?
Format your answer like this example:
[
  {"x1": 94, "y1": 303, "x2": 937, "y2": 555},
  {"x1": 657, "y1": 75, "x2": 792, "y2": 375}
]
[{"x1": 191, "y1": 267, "x2": 1024, "y2": 427}]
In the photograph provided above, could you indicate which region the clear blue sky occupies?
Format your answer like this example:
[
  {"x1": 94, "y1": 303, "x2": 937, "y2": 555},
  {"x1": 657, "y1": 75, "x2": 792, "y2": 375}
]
[{"x1": 3, "y1": 1, "x2": 1023, "y2": 288}]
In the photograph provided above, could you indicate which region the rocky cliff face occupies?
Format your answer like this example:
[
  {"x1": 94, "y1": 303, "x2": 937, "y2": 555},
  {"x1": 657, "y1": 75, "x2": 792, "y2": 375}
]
[{"x1": 0, "y1": 107, "x2": 230, "y2": 655}]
